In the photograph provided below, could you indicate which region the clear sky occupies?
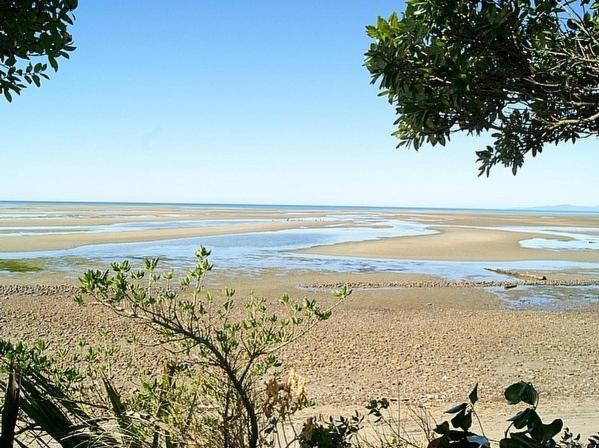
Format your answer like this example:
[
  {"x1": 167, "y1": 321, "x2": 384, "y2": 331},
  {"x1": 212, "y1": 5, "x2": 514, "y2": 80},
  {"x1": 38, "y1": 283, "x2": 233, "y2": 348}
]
[{"x1": 1, "y1": 1, "x2": 597, "y2": 208}]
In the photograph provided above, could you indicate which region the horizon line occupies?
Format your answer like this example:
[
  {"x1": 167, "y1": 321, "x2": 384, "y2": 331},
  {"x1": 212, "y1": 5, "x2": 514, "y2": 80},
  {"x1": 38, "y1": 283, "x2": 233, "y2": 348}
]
[{"x1": 1, "y1": 199, "x2": 598, "y2": 213}]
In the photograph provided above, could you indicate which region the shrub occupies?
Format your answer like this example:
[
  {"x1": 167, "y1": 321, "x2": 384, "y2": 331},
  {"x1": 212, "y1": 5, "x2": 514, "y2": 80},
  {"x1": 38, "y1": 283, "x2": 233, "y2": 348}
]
[{"x1": 74, "y1": 247, "x2": 351, "y2": 448}]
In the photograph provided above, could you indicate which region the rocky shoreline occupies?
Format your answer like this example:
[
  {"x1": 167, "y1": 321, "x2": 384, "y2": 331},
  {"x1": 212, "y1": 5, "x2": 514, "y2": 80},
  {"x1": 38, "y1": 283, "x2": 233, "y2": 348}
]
[
  {"x1": 300, "y1": 278, "x2": 599, "y2": 290},
  {"x1": 0, "y1": 284, "x2": 80, "y2": 298},
  {"x1": 2, "y1": 277, "x2": 599, "y2": 300}
]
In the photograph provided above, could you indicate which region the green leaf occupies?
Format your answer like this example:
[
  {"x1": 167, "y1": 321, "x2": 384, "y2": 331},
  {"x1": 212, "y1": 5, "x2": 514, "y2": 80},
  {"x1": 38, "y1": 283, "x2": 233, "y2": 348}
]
[
  {"x1": 446, "y1": 402, "x2": 467, "y2": 414},
  {"x1": 451, "y1": 409, "x2": 472, "y2": 431},
  {"x1": 529, "y1": 419, "x2": 563, "y2": 443},
  {"x1": 504, "y1": 382, "x2": 538, "y2": 406},
  {"x1": 48, "y1": 56, "x2": 59, "y2": 71},
  {"x1": 433, "y1": 421, "x2": 450, "y2": 435},
  {"x1": 469, "y1": 383, "x2": 478, "y2": 405}
]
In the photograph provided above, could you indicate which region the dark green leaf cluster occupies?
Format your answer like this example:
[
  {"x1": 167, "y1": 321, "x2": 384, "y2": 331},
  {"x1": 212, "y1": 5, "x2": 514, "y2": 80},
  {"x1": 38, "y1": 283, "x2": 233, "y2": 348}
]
[
  {"x1": 298, "y1": 413, "x2": 363, "y2": 448},
  {"x1": 428, "y1": 382, "x2": 567, "y2": 448},
  {"x1": 429, "y1": 384, "x2": 490, "y2": 448},
  {"x1": 365, "y1": 0, "x2": 599, "y2": 175},
  {"x1": 501, "y1": 382, "x2": 563, "y2": 448},
  {"x1": 0, "y1": 0, "x2": 77, "y2": 102}
]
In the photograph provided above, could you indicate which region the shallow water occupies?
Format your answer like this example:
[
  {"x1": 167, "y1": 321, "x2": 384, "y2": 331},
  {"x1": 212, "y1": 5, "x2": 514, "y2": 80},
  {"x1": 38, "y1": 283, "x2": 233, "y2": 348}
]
[
  {"x1": 0, "y1": 219, "x2": 269, "y2": 237},
  {"x1": 508, "y1": 226, "x2": 599, "y2": 251},
  {"x1": 2, "y1": 205, "x2": 599, "y2": 309},
  {"x1": 1, "y1": 219, "x2": 598, "y2": 283},
  {"x1": 490, "y1": 285, "x2": 599, "y2": 310},
  {"x1": 0, "y1": 218, "x2": 432, "y2": 262}
]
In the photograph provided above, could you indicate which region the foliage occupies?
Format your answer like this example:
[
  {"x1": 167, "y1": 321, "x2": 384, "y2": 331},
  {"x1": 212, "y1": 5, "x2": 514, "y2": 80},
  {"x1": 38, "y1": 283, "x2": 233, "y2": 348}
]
[
  {"x1": 0, "y1": 339, "x2": 119, "y2": 448},
  {"x1": 75, "y1": 247, "x2": 351, "y2": 448},
  {"x1": 0, "y1": 260, "x2": 43, "y2": 273},
  {"x1": 365, "y1": 0, "x2": 599, "y2": 175},
  {"x1": 298, "y1": 413, "x2": 364, "y2": 448},
  {"x1": 2, "y1": 250, "x2": 599, "y2": 448},
  {"x1": 561, "y1": 429, "x2": 599, "y2": 448},
  {"x1": 428, "y1": 382, "x2": 565, "y2": 448},
  {"x1": 427, "y1": 384, "x2": 490, "y2": 448},
  {"x1": 2, "y1": 336, "x2": 599, "y2": 448},
  {"x1": 0, "y1": 0, "x2": 77, "y2": 102}
]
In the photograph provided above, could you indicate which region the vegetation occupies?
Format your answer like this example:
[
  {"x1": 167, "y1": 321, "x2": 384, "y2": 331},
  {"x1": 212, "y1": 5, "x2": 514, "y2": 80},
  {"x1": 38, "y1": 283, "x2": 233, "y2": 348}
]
[
  {"x1": 0, "y1": 249, "x2": 597, "y2": 447},
  {"x1": 0, "y1": 248, "x2": 351, "y2": 447},
  {"x1": 2, "y1": 340, "x2": 598, "y2": 448},
  {"x1": 296, "y1": 383, "x2": 599, "y2": 448},
  {"x1": 0, "y1": 0, "x2": 77, "y2": 102},
  {"x1": 365, "y1": 0, "x2": 599, "y2": 175},
  {"x1": 0, "y1": 260, "x2": 43, "y2": 273}
]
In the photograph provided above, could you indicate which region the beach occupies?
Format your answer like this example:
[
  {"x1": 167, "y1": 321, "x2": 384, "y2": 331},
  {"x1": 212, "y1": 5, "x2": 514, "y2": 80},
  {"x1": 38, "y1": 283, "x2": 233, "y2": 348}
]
[{"x1": 2, "y1": 202, "x2": 599, "y2": 437}]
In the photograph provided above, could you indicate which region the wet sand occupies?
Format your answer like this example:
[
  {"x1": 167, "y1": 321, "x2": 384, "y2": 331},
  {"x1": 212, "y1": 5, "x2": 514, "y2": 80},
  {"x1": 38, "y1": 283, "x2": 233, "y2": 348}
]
[
  {"x1": 0, "y1": 220, "x2": 333, "y2": 252},
  {"x1": 2, "y1": 204, "x2": 599, "y2": 264},
  {"x1": 301, "y1": 226, "x2": 599, "y2": 262}
]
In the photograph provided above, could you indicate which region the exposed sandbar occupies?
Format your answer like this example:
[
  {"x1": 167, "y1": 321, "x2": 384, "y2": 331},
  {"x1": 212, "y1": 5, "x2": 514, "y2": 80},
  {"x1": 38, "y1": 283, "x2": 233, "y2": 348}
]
[{"x1": 300, "y1": 227, "x2": 599, "y2": 262}]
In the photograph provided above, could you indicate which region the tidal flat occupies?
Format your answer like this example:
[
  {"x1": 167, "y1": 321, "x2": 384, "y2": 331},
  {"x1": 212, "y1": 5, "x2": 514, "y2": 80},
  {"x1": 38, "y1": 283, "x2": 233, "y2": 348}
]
[{"x1": 1, "y1": 202, "x2": 599, "y2": 437}]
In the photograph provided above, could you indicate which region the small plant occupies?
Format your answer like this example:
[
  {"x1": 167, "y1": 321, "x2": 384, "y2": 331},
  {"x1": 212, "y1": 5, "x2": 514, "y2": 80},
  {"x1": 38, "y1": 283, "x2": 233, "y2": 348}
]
[
  {"x1": 428, "y1": 383, "x2": 489, "y2": 448},
  {"x1": 298, "y1": 413, "x2": 364, "y2": 448},
  {"x1": 428, "y1": 382, "x2": 567, "y2": 448},
  {"x1": 501, "y1": 381, "x2": 562, "y2": 448},
  {"x1": 561, "y1": 430, "x2": 599, "y2": 448},
  {"x1": 76, "y1": 247, "x2": 351, "y2": 448},
  {"x1": 0, "y1": 339, "x2": 120, "y2": 448}
]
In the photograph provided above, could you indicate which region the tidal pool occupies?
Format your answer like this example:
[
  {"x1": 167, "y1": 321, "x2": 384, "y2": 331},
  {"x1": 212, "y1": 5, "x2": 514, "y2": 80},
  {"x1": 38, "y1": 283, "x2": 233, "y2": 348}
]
[{"x1": 490, "y1": 285, "x2": 599, "y2": 310}]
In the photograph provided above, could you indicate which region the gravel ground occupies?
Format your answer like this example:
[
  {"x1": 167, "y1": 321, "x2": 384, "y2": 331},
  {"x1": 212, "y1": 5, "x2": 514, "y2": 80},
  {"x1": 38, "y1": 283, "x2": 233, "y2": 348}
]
[{"x1": 1, "y1": 273, "x2": 599, "y2": 437}]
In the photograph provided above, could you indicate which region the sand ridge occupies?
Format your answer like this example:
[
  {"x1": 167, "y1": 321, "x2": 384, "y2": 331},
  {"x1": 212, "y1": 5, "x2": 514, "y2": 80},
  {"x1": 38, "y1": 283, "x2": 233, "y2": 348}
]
[
  {"x1": 2, "y1": 205, "x2": 599, "y2": 263},
  {"x1": 300, "y1": 226, "x2": 599, "y2": 262}
]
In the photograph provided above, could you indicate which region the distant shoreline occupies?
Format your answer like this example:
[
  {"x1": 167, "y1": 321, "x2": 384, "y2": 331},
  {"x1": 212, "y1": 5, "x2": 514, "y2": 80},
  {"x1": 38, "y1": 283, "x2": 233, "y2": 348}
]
[{"x1": 1, "y1": 200, "x2": 599, "y2": 215}]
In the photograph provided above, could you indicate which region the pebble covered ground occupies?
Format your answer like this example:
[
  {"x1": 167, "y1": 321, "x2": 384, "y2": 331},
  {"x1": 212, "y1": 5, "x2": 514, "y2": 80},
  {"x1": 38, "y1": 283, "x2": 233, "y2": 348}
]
[{"x1": 1, "y1": 279, "x2": 598, "y2": 411}]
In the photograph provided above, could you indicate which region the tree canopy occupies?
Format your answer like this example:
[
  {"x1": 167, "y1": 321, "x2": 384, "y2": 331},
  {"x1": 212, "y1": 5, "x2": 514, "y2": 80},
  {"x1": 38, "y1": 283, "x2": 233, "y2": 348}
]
[
  {"x1": 0, "y1": 0, "x2": 77, "y2": 103},
  {"x1": 365, "y1": 0, "x2": 599, "y2": 175}
]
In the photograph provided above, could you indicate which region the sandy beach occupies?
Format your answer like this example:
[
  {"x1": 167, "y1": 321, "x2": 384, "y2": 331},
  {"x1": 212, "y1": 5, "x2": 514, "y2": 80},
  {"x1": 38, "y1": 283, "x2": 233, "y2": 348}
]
[
  {"x1": 301, "y1": 226, "x2": 599, "y2": 262},
  {"x1": 2, "y1": 204, "x2": 599, "y2": 264},
  {"x1": 2, "y1": 203, "x2": 599, "y2": 437},
  {"x1": 2, "y1": 269, "x2": 599, "y2": 438},
  {"x1": 0, "y1": 220, "x2": 333, "y2": 253}
]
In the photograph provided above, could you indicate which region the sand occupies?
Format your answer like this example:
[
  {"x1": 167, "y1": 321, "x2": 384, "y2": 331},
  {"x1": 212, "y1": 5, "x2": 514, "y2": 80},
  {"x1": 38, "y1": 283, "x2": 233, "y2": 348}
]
[
  {"x1": 2, "y1": 205, "x2": 599, "y2": 264},
  {"x1": 0, "y1": 204, "x2": 340, "y2": 252},
  {"x1": 2, "y1": 205, "x2": 599, "y2": 437},
  {"x1": 2, "y1": 270, "x2": 599, "y2": 438},
  {"x1": 0, "y1": 220, "x2": 332, "y2": 253},
  {"x1": 301, "y1": 226, "x2": 599, "y2": 262}
]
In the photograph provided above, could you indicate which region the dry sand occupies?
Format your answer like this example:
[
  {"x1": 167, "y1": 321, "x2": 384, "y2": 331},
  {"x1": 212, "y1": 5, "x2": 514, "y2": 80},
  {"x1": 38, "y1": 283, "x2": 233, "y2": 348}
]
[
  {"x1": 1, "y1": 270, "x2": 599, "y2": 438},
  {"x1": 301, "y1": 226, "x2": 599, "y2": 262}
]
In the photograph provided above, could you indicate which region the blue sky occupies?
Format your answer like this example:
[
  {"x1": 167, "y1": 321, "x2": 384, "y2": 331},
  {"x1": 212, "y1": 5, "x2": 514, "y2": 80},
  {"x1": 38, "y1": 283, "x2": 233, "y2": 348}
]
[{"x1": 1, "y1": 1, "x2": 597, "y2": 208}]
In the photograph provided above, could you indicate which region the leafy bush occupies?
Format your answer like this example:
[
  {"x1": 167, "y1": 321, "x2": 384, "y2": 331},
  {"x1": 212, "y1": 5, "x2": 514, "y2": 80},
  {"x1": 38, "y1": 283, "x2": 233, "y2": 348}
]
[
  {"x1": 426, "y1": 381, "x2": 587, "y2": 448},
  {"x1": 75, "y1": 247, "x2": 351, "y2": 448}
]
